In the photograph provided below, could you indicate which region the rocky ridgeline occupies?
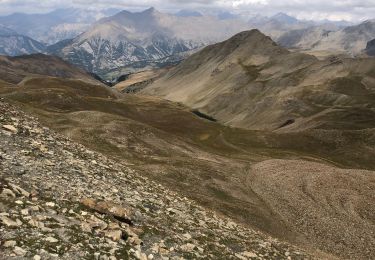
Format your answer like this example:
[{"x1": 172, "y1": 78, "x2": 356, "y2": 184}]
[{"x1": 0, "y1": 99, "x2": 312, "y2": 259}]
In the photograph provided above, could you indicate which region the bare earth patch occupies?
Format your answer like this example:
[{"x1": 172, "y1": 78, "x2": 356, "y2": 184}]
[{"x1": 248, "y1": 159, "x2": 375, "y2": 259}]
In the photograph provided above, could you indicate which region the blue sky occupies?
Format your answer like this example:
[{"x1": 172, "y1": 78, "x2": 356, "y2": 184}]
[{"x1": 0, "y1": 0, "x2": 374, "y2": 21}]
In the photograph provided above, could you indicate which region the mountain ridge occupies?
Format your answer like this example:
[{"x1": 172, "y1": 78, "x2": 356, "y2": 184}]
[
  {"x1": 48, "y1": 8, "x2": 250, "y2": 79},
  {"x1": 0, "y1": 53, "x2": 104, "y2": 85},
  {"x1": 0, "y1": 8, "x2": 121, "y2": 44},
  {"x1": 143, "y1": 29, "x2": 375, "y2": 131},
  {"x1": 280, "y1": 19, "x2": 375, "y2": 55},
  {"x1": 0, "y1": 25, "x2": 46, "y2": 56}
]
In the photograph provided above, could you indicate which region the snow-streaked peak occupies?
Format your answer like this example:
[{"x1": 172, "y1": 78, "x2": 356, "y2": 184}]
[{"x1": 50, "y1": 8, "x2": 250, "y2": 77}]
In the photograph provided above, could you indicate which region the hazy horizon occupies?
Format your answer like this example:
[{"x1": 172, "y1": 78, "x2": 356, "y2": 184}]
[{"x1": 0, "y1": 0, "x2": 374, "y2": 22}]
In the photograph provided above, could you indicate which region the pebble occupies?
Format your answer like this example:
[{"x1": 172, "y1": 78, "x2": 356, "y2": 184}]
[
  {"x1": 3, "y1": 240, "x2": 17, "y2": 248},
  {"x1": 45, "y1": 237, "x2": 59, "y2": 243},
  {"x1": 13, "y1": 246, "x2": 27, "y2": 256},
  {"x1": 45, "y1": 202, "x2": 55, "y2": 207},
  {"x1": 2, "y1": 124, "x2": 17, "y2": 133},
  {"x1": 0, "y1": 216, "x2": 22, "y2": 227}
]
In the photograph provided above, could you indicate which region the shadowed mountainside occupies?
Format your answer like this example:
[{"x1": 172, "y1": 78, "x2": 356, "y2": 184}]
[
  {"x1": 114, "y1": 68, "x2": 170, "y2": 93},
  {"x1": 0, "y1": 54, "x2": 105, "y2": 86},
  {"x1": 366, "y1": 39, "x2": 375, "y2": 56}
]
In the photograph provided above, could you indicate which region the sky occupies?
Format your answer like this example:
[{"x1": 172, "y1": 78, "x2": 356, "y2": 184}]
[{"x1": 0, "y1": 0, "x2": 374, "y2": 21}]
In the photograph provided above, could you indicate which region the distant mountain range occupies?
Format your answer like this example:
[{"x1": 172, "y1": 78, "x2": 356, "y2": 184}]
[
  {"x1": 277, "y1": 24, "x2": 340, "y2": 50},
  {"x1": 175, "y1": 9, "x2": 203, "y2": 17},
  {"x1": 248, "y1": 13, "x2": 316, "y2": 39},
  {"x1": 311, "y1": 19, "x2": 375, "y2": 55},
  {"x1": 278, "y1": 19, "x2": 375, "y2": 56},
  {"x1": 248, "y1": 12, "x2": 355, "y2": 42},
  {"x1": 0, "y1": 25, "x2": 45, "y2": 56},
  {"x1": 0, "y1": 8, "x2": 120, "y2": 44},
  {"x1": 0, "y1": 8, "x2": 374, "y2": 78},
  {"x1": 46, "y1": 7, "x2": 250, "y2": 79}
]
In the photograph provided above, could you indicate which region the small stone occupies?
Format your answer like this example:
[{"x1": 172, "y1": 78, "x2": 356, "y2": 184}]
[
  {"x1": 104, "y1": 230, "x2": 122, "y2": 241},
  {"x1": 29, "y1": 218, "x2": 44, "y2": 228},
  {"x1": 3, "y1": 240, "x2": 17, "y2": 248},
  {"x1": 94, "y1": 252, "x2": 100, "y2": 260},
  {"x1": 129, "y1": 236, "x2": 143, "y2": 246},
  {"x1": 2, "y1": 124, "x2": 17, "y2": 133},
  {"x1": 81, "y1": 222, "x2": 92, "y2": 233},
  {"x1": 13, "y1": 246, "x2": 27, "y2": 256},
  {"x1": 45, "y1": 236, "x2": 58, "y2": 243},
  {"x1": 30, "y1": 206, "x2": 39, "y2": 212},
  {"x1": 34, "y1": 255, "x2": 41, "y2": 260},
  {"x1": 21, "y1": 209, "x2": 29, "y2": 215},
  {"x1": 242, "y1": 251, "x2": 257, "y2": 258},
  {"x1": 88, "y1": 215, "x2": 108, "y2": 230},
  {"x1": 0, "y1": 216, "x2": 22, "y2": 227},
  {"x1": 10, "y1": 184, "x2": 30, "y2": 197},
  {"x1": 135, "y1": 251, "x2": 147, "y2": 260},
  {"x1": 30, "y1": 190, "x2": 38, "y2": 198},
  {"x1": 15, "y1": 200, "x2": 23, "y2": 205},
  {"x1": 0, "y1": 188, "x2": 16, "y2": 198},
  {"x1": 148, "y1": 254, "x2": 154, "y2": 260},
  {"x1": 45, "y1": 202, "x2": 55, "y2": 207},
  {"x1": 107, "y1": 222, "x2": 120, "y2": 230},
  {"x1": 235, "y1": 253, "x2": 247, "y2": 260},
  {"x1": 180, "y1": 243, "x2": 196, "y2": 252},
  {"x1": 80, "y1": 198, "x2": 133, "y2": 224}
]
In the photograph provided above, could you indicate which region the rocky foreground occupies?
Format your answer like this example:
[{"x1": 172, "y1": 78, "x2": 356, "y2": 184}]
[{"x1": 0, "y1": 99, "x2": 312, "y2": 259}]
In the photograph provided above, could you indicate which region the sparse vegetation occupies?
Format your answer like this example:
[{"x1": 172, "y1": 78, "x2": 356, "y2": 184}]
[{"x1": 192, "y1": 110, "x2": 217, "y2": 122}]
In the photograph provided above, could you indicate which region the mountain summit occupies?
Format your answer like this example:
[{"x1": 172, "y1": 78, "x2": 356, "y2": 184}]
[
  {"x1": 0, "y1": 25, "x2": 45, "y2": 56},
  {"x1": 143, "y1": 29, "x2": 375, "y2": 131},
  {"x1": 48, "y1": 8, "x2": 249, "y2": 79},
  {"x1": 271, "y1": 12, "x2": 299, "y2": 24}
]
